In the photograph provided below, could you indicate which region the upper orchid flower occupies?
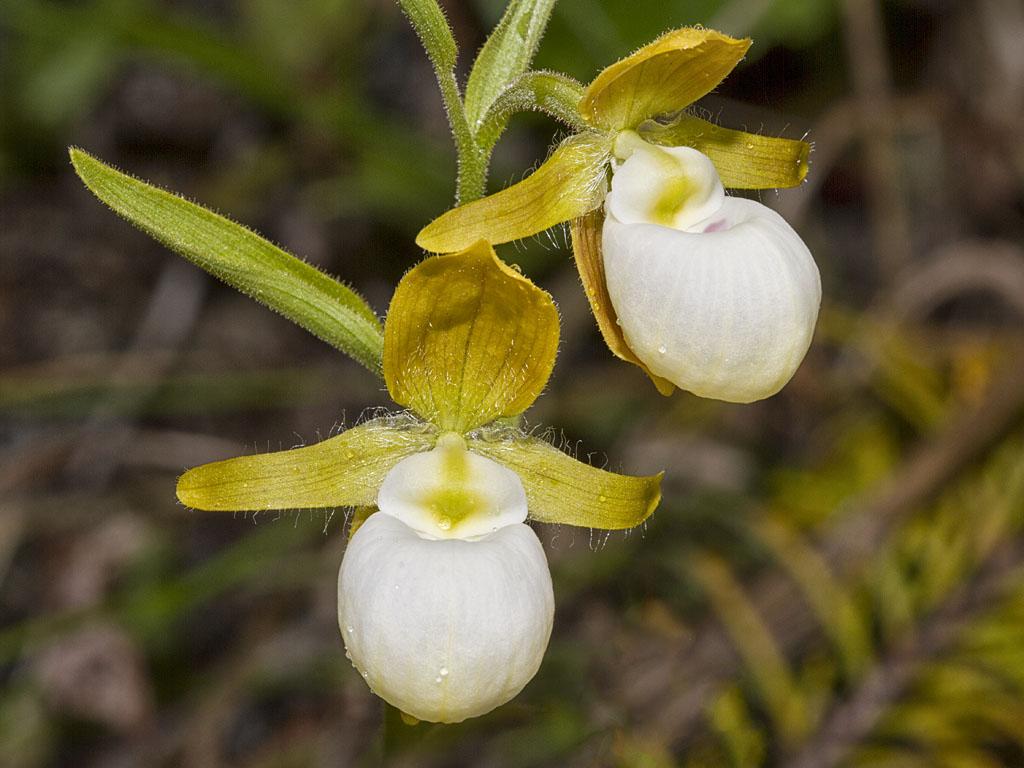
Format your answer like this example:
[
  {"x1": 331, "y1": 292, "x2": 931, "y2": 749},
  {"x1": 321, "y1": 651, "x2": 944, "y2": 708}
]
[{"x1": 415, "y1": 27, "x2": 820, "y2": 402}]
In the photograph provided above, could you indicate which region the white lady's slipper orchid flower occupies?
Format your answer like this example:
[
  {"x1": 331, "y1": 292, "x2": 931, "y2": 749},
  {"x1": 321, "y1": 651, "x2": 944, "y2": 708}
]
[
  {"x1": 415, "y1": 27, "x2": 815, "y2": 399},
  {"x1": 601, "y1": 132, "x2": 821, "y2": 403},
  {"x1": 338, "y1": 434, "x2": 555, "y2": 723},
  {"x1": 172, "y1": 244, "x2": 661, "y2": 724}
]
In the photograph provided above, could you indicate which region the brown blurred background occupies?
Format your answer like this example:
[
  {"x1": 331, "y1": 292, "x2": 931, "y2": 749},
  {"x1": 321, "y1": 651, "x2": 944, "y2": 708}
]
[{"x1": 3, "y1": 0, "x2": 1024, "y2": 766}]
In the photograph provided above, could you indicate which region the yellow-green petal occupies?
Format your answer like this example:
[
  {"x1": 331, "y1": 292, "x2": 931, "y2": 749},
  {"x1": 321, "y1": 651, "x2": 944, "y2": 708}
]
[
  {"x1": 176, "y1": 418, "x2": 436, "y2": 511},
  {"x1": 469, "y1": 431, "x2": 662, "y2": 529},
  {"x1": 383, "y1": 242, "x2": 560, "y2": 433},
  {"x1": 579, "y1": 27, "x2": 751, "y2": 131},
  {"x1": 639, "y1": 114, "x2": 811, "y2": 189},
  {"x1": 415, "y1": 132, "x2": 611, "y2": 253},
  {"x1": 571, "y1": 210, "x2": 675, "y2": 395}
]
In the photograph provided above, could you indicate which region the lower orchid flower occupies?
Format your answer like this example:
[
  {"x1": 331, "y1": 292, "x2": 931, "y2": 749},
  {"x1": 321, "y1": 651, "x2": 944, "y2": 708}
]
[
  {"x1": 173, "y1": 243, "x2": 662, "y2": 723},
  {"x1": 69, "y1": 149, "x2": 660, "y2": 724}
]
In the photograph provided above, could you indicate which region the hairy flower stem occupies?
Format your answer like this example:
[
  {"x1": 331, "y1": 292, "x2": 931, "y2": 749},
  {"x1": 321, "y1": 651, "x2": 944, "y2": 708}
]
[{"x1": 435, "y1": 70, "x2": 487, "y2": 204}]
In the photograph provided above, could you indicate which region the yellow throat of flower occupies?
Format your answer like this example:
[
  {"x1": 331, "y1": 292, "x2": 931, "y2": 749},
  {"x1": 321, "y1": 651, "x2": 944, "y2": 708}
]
[
  {"x1": 609, "y1": 130, "x2": 725, "y2": 231},
  {"x1": 422, "y1": 434, "x2": 487, "y2": 532},
  {"x1": 375, "y1": 432, "x2": 529, "y2": 540}
]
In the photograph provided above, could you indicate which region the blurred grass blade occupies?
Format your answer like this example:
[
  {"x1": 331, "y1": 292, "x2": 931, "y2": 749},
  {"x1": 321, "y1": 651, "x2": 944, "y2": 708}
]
[
  {"x1": 464, "y1": 0, "x2": 558, "y2": 128},
  {"x1": 395, "y1": 0, "x2": 457, "y2": 72},
  {"x1": 177, "y1": 418, "x2": 436, "y2": 511},
  {"x1": 476, "y1": 70, "x2": 586, "y2": 151},
  {"x1": 639, "y1": 114, "x2": 810, "y2": 189},
  {"x1": 691, "y1": 553, "x2": 809, "y2": 745},
  {"x1": 416, "y1": 131, "x2": 611, "y2": 252},
  {"x1": 0, "y1": 362, "x2": 336, "y2": 419},
  {"x1": 70, "y1": 149, "x2": 384, "y2": 374},
  {"x1": 468, "y1": 432, "x2": 662, "y2": 529},
  {"x1": 707, "y1": 687, "x2": 768, "y2": 768},
  {"x1": 755, "y1": 516, "x2": 872, "y2": 680}
]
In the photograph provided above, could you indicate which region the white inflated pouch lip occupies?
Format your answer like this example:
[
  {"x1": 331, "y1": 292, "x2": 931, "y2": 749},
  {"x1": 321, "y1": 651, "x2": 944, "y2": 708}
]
[
  {"x1": 339, "y1": 495, "x2": 554, "y2": 723},
  {"x1": 599, "y1": 135, "x2": 822, "y2": 403}
]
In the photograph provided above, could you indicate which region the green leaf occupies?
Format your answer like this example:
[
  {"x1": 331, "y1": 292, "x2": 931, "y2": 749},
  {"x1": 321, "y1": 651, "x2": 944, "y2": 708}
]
[
  {"x1": 70, "y1": 148, "x2": 384, "y2": 374},
  {"x1": 177, "y1": 417, "x2": 436, "y2": 511},
  {"x1": 639, "y1": 113, "x2": 811, "y2": 189},
  {"x1": 464, "y1": 0, "x2": 558, "y2": 128},
  {"x1": 416, "y1": 131, "x2": 611, "y2": 253},
  {"x1": 475, "y1": 70, "x2": 586, "y2": 151},
  {"x1": 468, "y1": 431, "x2": 662, "y2": 530},
  {"x1": 394, "y1": 0, "x2": 457, "y2": 72}
]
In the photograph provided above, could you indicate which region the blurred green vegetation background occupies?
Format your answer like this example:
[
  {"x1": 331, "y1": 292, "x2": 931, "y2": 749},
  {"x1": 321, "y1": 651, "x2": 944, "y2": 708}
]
[{"x1": 3, "y1": 0, "x2": 1024, "y2": 766}]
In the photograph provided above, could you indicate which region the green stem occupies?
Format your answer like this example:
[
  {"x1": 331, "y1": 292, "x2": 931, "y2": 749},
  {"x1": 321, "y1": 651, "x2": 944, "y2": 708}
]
[
  {"x1": 469, "y1": 71, "x2": 587, "y2": 206},
  {"x1": 394, "y1": 0, "x2": 485, "y2": 203},
  {"x1": 436, "y1": 70, "x2": 487, "y2": 204},
  {"x1": 475, "y1": 71, "x2": 587, "y2": 155}
]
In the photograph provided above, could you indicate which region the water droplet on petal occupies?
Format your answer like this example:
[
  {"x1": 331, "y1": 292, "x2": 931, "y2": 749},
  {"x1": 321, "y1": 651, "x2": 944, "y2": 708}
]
[
  {"x1": 437, "y1": 516, "x2": 452, "y2": 531},
  {"x1": 346, "y1": 625, "x2": 354, "y2": 634},
  {"x1": 599, "y1": 494, "x2": 607, "y2": 503},
  {"x1": 657, "y1": 344, "x2": 667, "y2": 355},
  {"x1": 440, "y1": 667, "x2": 449, "y2": 676}
]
